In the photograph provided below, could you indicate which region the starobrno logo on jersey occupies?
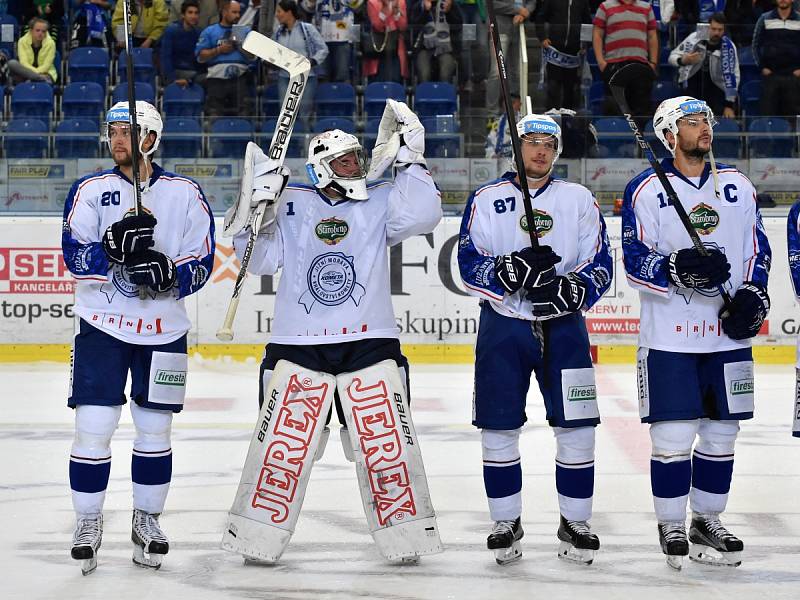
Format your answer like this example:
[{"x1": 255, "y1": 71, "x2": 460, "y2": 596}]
[
  {"x1": 567, "y1": 384, "x2": 597, "y2": 402},
  {"x1": 520, "y1": 209, "x2": 553, "y2": 238},
  {"x1": 730, "y1": 378, "x2": 754, "y2": 396},
  {"x1": 154, "y1": 370, "x2": 186, "y2": 387},
  {"x1": 315, "y1": 217, "x2": 349, "y2": 245},
  {"x1": 689, "y1": 203, "x2": 720, "y2": 235}
]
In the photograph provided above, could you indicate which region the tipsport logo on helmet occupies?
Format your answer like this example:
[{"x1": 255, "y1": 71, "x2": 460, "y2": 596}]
[
  {"x1": 679, "y1": 100, "x2": 708, "y2": 116},
  {"x1": 107, "y1": 108, "x2": 130, "y2": 122},
  {"x1": 520, "y1": 120, "x2": 559, "y2": 136}
]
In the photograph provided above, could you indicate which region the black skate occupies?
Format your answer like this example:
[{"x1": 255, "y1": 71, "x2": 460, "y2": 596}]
[
  {"x1": 487, "y1": 517, "x2": 523, "y2": 565},
  {"x1": 689, "y1": 513, "x2": 743, "y2": 567},
  {"x1": 658, "y1": 521, "x2": 689, "y2": 571},
  {"x1": 132, "y1": 509, "x2": 169, "y2": 569},
  {"x1": 71, "y1": 514, "x2": 103, "y2": 575},
  {"x1": 557, "y1": 515, "x2": 600, "y2": 565}
]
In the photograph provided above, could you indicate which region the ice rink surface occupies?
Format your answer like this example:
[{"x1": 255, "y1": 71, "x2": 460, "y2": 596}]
[{"x1": 2, "y1": 359, "x2": 800, "y2": 600}]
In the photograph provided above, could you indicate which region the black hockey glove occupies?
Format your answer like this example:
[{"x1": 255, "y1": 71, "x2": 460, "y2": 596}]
[
  {"x1": 668, "y1": 247, "x2": 730, "y2": 289},
  {"x1": 102, "y1": 214, "x2": 157, "y2": 265},
  {"x1": 127, "y1": 250, "x2": 176, "y2": 293},
  {"x1": 526, "y1": 273, "x2": 587, "y2": 318},
  {"x1": 494, "y1": 245, "x2": 561, "y2": 294},
  {"x1": 720, "y1": 283, "x2": 770, "y2": 340}
]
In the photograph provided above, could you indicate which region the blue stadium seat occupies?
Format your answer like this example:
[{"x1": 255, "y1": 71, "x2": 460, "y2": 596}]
[
  {"x1": 364, "y1": 82, "x2": 405, "y2": 119},
  {"x1": 594, "y1": 117, "x2": 637, "y2": 158},
  {"x1": 161, "y1": 118, "x2": 203, "y2": 158},
  {"x1": 651, "y1": 81, "x2": 681, "y2": 108},
  {"x1": 588, "y1": 81, "x2": 605, "y2": 115},
  {"x1": 414, "y1": 82, "x2": 457, "y2": 118},
  {"x1": 162, "y1": 83, "x2": 204, "y2": 117},
  {"x1": 0, "y1": 14, "x2": 19, "y2": 60},
  {"x1": 111, "y1": 82, "x2": 156, "y2": 106},
  {"x1": 748, "y1": 117, "x2": 794, "y2": 158},
  {"x1": 262, "y1": 84, "x2": 280, "y2": 118},
  {"x1": 118, "y1": 48, "x2": 157, "y2": 89},
  {"x1": 713, "y1": 119, "x2": 742, "y2": 159},
  {"x1": 422, "y1": 116, "x2": 460, "y2": 157},
  {"x1": 55, "y1": 119, "x2": 100, "y2": 158},
  {"x1": 315, "y1": 82, "x2": 356, "y2": 118},
  {"x1": 61, "y1": 82, "x2": 105, "y2": 124},
  {"x1": 4, "y1": 118, "x2": 49, "y2": 158},
  {"x1": 741, "y1": 80, "x2": 761, "y2": 117},
  {"x1": 211, "y1": 118, "x2": 254, "y2": 158},
  {"x1": 262, "y1": 119, "x2": 306, "y2": 158},
  {"x1": 11, "y1": 82, "x2": 54, "y2": 125},
  {"x1": 68, "y1": 47, "x2": 110, "y2": 87},
  {"x1": 362, "y1": 118, "x2": 381, "y2": 152},
  {"x1": 737, "y1": 46, "x2": 759, "y2": 86},
  {"x1": 313, "y1": 117, "x2": 356, "y2": 134},
  {"x1": 658, "y1": 47, "x2": 676, "y2": 82}
]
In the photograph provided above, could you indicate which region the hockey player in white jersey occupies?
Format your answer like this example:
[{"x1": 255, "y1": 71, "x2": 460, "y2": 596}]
[
  {"x1": 61, "y1": 101, "x2": 215, "y2": 574},
  {"x1": 786, "y1": 200, "x2": 800, "y2": 438},
  {"x1": 458, "y1": 114, "x2": 613, "y2": 565},
  {"x1": 222, "y1": 99, "x2": 443, "y2": 564},
  {"x1": 622, "y1": 96, "x2": 771, "y2": 570}
]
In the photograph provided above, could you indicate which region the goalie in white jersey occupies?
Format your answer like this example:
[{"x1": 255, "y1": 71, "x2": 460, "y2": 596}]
[
  {"x1": 622, "y1": 96, "x2": 771, "y2": 569},
  {"x1": 458, "y1": 114, "x2": 613, "y2": 566},
  {"x1": 223, "y1": 100, "x2": 443, "y2": 563},
  {"x1": 61, "y1": 101, "x2": 215, "y2": 574}
]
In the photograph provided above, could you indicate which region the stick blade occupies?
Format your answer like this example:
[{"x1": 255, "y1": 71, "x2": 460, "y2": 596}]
[{"x1": 242, "y1": 31, "x2": 310, "y2": 76}]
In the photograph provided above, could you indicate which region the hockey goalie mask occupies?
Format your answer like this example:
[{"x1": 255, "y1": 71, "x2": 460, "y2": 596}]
[
  {"x1": 653, "y1": 96, "x2": 717, "y2": 157},
  {"x1": 306, "y1": 130, "x2": 369, "y2": 201},
  {"x1": 103, "y1": 101, "x2": 163, "y2": 157},
  {"x1": 515, "y1": 114, "x2": 562, "y2": 177}
]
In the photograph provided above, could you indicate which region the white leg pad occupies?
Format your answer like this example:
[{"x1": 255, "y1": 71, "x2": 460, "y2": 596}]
[
  {"x1": 221, "y1": 360, "x2": 336, "y2": 562},
  {"x1": 337, "y1": 360, "x2": 443, "y2": 561}
]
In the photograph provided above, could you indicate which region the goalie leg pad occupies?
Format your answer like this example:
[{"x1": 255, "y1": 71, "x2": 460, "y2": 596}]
[
  {"x1": 221, "y1": 360, "x2": 336, "y2": 562},
  {"x1": 337, "y1": 360, "x2": 443, "y2": 561}
]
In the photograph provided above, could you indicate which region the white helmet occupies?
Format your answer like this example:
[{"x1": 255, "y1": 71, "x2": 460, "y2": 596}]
[
  {"x1": 306, "y1": 129, "x2": 368, "y2": 201},
  {"x1": 515, "y1": 113, "x2": 562, "y2": 173},
  {"x1": 653, "y1": 96, "x2": 716, "y2": 156},
  {"x1": 103, "y1": 100, "x2": 163, "y2": 157}
]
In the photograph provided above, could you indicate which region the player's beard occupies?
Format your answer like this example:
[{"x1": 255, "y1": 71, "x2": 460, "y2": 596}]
[{"x1": 112, "y1": 148, "x2": 133, "y2": 168}]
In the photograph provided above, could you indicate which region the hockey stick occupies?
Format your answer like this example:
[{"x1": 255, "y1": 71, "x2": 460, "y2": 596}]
[
  {"x1": 122, "y1": 0, "x2": 147, "y2": 300},
  {"x1": 216, "y1": 32, "x2": 311, "y2": 341},
  {"x1": 486, "y1": 0, "x2": 539, "y2": 247},
  {"x1": 608, "y1": 62, "x2": 733, "y2": 311}
]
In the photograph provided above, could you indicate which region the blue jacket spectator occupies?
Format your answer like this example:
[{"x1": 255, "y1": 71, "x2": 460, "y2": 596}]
[
  {"x1": 161, "y1": 0, "x2": 204, "y2": 86},
  {"x1": 752, "y1": 0, "x2": 800, "y2": 117}
]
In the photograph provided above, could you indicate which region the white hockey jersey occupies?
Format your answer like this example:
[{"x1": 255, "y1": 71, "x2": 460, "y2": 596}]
[
  {"x1": 62, "y1": 164, "x2": 215, "y2": 345},
  {"x1": 235, "y1": 164, "x2": 441, "y2": 345},
  {"x1": 622, "y1": 158, "x2": 771, "y2": 353},
  {"x1": 457, "y1": 173, "x2": 613, "y2": 320}
]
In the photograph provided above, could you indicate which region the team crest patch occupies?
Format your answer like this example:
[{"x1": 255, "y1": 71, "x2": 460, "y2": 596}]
[
  {"x1": 299, "y1": 252, "x2": 366, "y2": 314},
  {"x1": 315, "y1": 217, "x2": 349, "y2": 245},
  {"x1": 520, "y1": 209, "x2": 553, "y2": 238},
  {"x1": 689, "y1": 203, "x2": 719, "y2": 235}
]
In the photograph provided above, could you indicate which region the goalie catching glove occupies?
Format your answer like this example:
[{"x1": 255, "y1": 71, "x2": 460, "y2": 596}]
[
  {"x1": 494, "y1": 245, "x2": 561, "y2": 294},
  {"x1": 223, "y1": 141, "x2": 290, "y2": 237},
  {"x1": 367, "y1": 99, "x2": 426, "y2": 180}
]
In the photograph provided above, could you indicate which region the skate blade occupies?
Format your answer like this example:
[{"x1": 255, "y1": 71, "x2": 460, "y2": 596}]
[
  {"x1": 132, "y1": 545, "x2": 164, "y2": 569},
  {"x1": 243, "y1": 555, "x2": 279, "y2": 566},
  {"x1": 494, "y1": 541, "x2": 522, "y2": 565},
  {"x1": 665, "y1": 554, "x2": 684, "y2": 571},
  {"x1": 557, "y1": 541, "x2": 595, "y2": 565},
  {"x1": 689, "y1": 544, "x2": 742, "y2": 567},
  {"x1": 79, "y1": 557, "x2": 97, "y2": 576}
]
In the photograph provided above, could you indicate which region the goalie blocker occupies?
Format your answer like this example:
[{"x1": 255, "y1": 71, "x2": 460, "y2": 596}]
[{"x1": 221, "y1": 355, "x2": 442, "y2": 562}]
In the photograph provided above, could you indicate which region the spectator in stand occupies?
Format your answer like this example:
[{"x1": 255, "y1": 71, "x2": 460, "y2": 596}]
[
  {"x1": 535, "y1": 0, "x2": 593, "y2": 112},
  {"x1": 70, "y1": 0, "x2": 112, "y2": 49},
  {"x1": 752, "y1": 0, "x2": 800, "y2": 118},
  {"x1": 484, "y1": 0, "x2": 534, "y2": 121},
  {"x1": 723, "y1": 0, "x2": 758, "y2": 47},
  {"x1": 239, "y1": 0, "x2": 263, "y2": 27},
  {"x1": 33, "y1": 0, "x2": 65, "y2": 45},
  {"x1": 363, "y1": 0, "x2": 409, "y2": 83},
  {"x1": 8, "y1": 17, "x2": 58, "y2": 84},
  {"x1": 455, "y1": 0, "x2": 486, "y2": 93},
  {"x1": 593, "y1": 0, "x2": 659, "y2": 122},
  {"x1": 302, "y1": 0, "x2": 362, "y2": 83},
  {"x1": 112, "y1": 0, "x2": 169, "y2": 49},
  {"x1": 411, "y1": 0, "x2": 462, "y2": 84},
  {"x1": 161, "y1": 0, "x2": 205, "y2": 86},
  {"x1": 669, "y1": 12, "x2": 738, "y2": 119},
  {"x1": 273, "y1": 0, "x2": 328, "y2": 129},
  {"x1": 484, "y1": 93, "x2": 520, "y2": 159},
  {"x1": 170, "y1": 0, "x2": 220, "y2": 30},
  {"x1": 196, "y1": 0, "x2": 256, "y2": 118}
]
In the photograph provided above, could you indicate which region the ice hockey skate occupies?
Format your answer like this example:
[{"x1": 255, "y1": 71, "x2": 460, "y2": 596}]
[
  {"x1": 688, "y1": 513, "x2": 743, "y2": 567},
  {"x1": 658, "y1": 521, "x2": 689, "y2": 570},
  {"x1": 487, "y1": 517, "x2": 523, "y2": 565},
  {"x1": 557, "y1": 515, "x2": 600, "y2": 565},
  {"x1": 132, "y1": 509, "x2": 169, "y2": 569},
  {"x1": 71, "y1": 514, "x2": 103, "y2": 575}
]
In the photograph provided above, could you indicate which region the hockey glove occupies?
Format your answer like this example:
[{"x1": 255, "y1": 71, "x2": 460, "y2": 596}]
[
  {"x1": 127, "y1": 250, "x2": 177, "y2": 293},
  {"x1": 494, "y1": 245, "x2": 561, "y2": 294},
  {"x1": 668, "y1": 247, "x2": 730, "y2": 289},
  {"x1": 720, "y1": 283, "x2": 770, "y2": 340},
  {"x1": 526, "y1": 273, "x2": 587, "y2": 318},
  {"x1": 102, "y1": 213, "x2": 156, "y2": 264}
]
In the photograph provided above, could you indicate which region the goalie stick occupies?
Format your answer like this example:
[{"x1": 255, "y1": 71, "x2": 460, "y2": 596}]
[
  {"x1": 608, "y1": 62, "x2": 733, "y2": 313},
  {"x1": 486, "y1": 0, "x2": 539, "y2": 247},
  {"x1": 216, "y1": 32, "x2": 311, "y2": 341}
]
